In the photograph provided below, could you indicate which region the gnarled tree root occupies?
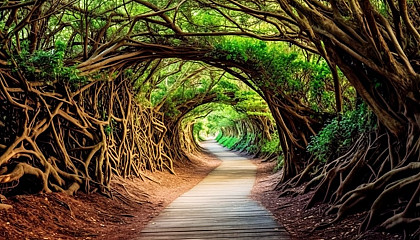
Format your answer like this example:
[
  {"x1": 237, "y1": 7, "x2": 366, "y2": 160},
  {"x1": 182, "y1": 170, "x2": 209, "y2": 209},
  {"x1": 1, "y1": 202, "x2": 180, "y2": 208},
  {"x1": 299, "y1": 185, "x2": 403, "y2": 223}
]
[
  {"x1": 0, "y1": 70, "x2": 175, "y2": 197},
  {"x1": 294, "y1": 129, "x2": 420, "y2": 238}
]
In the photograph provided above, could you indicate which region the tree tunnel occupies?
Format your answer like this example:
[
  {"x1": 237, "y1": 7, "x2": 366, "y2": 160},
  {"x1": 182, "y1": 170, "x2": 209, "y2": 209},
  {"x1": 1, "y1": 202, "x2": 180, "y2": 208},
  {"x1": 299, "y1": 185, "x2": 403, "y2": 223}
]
[
  {"x1": 0, "y1": 0, "x2": 419, "y2": 238},
  {"x1": 0, "y1": 35, "x2": 338, "y2": 196}
]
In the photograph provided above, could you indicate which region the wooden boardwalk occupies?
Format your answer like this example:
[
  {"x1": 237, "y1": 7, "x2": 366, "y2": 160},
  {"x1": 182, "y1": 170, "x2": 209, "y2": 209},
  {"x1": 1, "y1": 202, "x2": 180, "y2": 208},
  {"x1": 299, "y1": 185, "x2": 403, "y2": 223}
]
[{"x1": 138, "y1": 140, "x2": 289, "y2": 239}]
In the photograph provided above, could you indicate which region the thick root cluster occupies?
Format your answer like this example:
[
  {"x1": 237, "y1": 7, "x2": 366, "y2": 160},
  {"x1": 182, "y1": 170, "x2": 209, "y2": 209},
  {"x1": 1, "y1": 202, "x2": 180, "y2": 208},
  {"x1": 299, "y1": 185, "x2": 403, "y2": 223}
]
[
  {"x1": 0, "y1": 71, "x2": 173, "y2": 196},
  {"x1": 291, "y1": 129, "x2": 420, "y2": 238}
]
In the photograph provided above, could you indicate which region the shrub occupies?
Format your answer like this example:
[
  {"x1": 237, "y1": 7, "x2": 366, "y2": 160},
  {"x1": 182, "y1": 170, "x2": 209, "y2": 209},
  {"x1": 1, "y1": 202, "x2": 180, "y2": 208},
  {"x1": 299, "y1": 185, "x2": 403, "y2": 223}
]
[
  {"x1": 307, "y1": 103, "x2": 376, "y2": 162},
  {"x1": 217, "y1": 135, "x2": 239, "y2": 149},
  {"x1": 261, "y1": 133, "x2": 280, "y2": 154},
  {"x1": 15, "y1": 41, "x2": 86, "y2": 87}
]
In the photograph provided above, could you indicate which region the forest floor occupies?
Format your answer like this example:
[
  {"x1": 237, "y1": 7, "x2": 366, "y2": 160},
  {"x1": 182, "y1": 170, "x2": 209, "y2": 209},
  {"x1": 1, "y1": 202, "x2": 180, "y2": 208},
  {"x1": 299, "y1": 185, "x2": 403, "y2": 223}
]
[
  {"x1": 0, "y1": 151, "x2": 220, "y2": 240},
  {"x1": 0, "y1": 149, "x2": 405, "y2": 240},
  {"x1": 251, "y1": 158, "x2": 404, "y2": 240}
]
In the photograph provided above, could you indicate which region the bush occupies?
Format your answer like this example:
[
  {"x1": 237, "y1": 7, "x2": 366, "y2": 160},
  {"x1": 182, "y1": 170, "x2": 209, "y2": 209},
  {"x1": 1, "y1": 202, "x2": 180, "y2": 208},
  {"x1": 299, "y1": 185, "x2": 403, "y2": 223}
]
[
  {"x1": 235, "y1": 133, "x2": 255, "y2": 152},
  {"x1": 15, "y1": 41, "x2": 86, "y2": 87},
  {"x1": 261, "y1": 133, "x2": 279, "y2": 154},
  {"x1": 217, "y1": 135, "x2": 239, "y2": 149},
  {"x1": 307, "y1": 103, "x2": 376, "y2": 162}
]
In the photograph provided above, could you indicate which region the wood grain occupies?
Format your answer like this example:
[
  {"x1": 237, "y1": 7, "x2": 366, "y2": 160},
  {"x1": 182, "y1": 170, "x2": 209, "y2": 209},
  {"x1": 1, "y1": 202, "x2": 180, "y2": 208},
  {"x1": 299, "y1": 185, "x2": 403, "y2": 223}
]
[{"x1": 138, "y1": 140, "x2": 289, "y2": 240}]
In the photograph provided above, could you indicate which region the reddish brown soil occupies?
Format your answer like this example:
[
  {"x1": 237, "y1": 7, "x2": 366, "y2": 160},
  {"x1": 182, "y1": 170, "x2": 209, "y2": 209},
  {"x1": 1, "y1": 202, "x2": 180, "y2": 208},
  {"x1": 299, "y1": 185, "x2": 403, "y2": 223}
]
[
  {"x1": 1, "y1": 151, "x2": 405, "y2": 240},
  {"x1": 0, "y1": 152, "x2": 220, "y2": 240},
  {"x1": 251, "y1": 158, "x2": 404, "y2": 240}
]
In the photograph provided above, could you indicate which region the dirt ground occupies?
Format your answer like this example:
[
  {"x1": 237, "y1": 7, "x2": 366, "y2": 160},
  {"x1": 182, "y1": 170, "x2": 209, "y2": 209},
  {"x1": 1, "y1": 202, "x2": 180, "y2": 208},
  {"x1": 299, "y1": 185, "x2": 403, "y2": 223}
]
[
  {"x1": 0, "y1": 151, "x2": 220, "y2": 240},
  {"x1": 250, "y1": 158, "x2": 404, "y2": 240},
  {"x1": 0, "y1": 150, "x2": 406, "y2": 240}
]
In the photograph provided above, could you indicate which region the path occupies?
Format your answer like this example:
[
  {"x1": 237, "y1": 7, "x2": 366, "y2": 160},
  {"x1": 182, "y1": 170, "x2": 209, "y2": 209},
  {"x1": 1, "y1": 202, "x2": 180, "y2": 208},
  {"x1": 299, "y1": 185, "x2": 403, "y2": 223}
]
[{"x1": 139, "y1": 140, "x2": 289, "y2": 239}]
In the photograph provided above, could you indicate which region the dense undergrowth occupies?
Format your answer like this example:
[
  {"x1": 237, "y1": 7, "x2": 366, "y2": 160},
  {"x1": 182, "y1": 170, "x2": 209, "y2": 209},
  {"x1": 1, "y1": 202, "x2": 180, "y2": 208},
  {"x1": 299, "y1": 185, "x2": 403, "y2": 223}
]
[
  {"x1": 1, "y1": 0, "x2": 418, "y2": 238},
  {"x1": 307, "y1": 103, "x2": 376, "y2": 163},
  {"x1": 214, "y1": 103, "x2": 376, "y2": 172},
  {"x1": 216, "y1": 133, "x2": 280, "y2": 158}
]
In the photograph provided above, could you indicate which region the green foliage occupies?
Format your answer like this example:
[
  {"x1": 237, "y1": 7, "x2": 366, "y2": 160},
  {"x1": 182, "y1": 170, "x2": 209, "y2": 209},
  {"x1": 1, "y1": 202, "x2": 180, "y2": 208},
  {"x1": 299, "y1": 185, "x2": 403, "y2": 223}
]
[
  {"x1": 15, "y1": 41, "x2": 86, "y2": 87},
  {"x1": 105, "y1": 124, "x2": 113, "y2": 135},
  {"x1": 274, "y1": 155, "x2": 284, "y2": 172},
  {"x1": 215, "y1": 131, "x2": 223, "y2": 141},
  {"x1": 194, "y1": 104, "x2": 247, "y2": 136},
  {"x1": 193, "y1": 122, "x2": 207, "y2": 141},
  {"x1": 140, "y1": 61, "x2": 243, "y2": 120},
  {"x1": 213, "y1": 38, "x2": 295, "y2": 76},
  {"x1": 235, "y1": 90, "x2": 273, "y2": 118},
  {"x1": 218, "y1": 135, "x2": 239, "y2": 149},
  {"x1": 104, "y1": 119, "x2": 116, "y2": 135},
  {"x1": 308, "y1": 61, "x2": 335, "y2": 111},
  {"x1": 210, "y1": 37, "x2": 273, "y2": 68},
  {"x1": 307, "y1": 103, "x2": 376, "y2": 162},
  {"x1": 236, "y1": 133, "x2": 256, "y2": 152},
  {"x1": 213, "y1": 79, "x2": 240, "y2": 92},
  {"x1": 261, "y1": 133, "x2": 279, "y2": 154},
  {"x1": 210, "y1": 37, "x2": 342, "y2": 113}
]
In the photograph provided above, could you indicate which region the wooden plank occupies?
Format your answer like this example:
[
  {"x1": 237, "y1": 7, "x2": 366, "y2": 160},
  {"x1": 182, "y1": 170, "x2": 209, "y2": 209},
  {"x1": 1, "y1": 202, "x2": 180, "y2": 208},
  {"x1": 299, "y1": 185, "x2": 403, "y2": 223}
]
[
  {"x1": 147, "y1": 216, "x2": 276, "y2": 222},
  {"x1": 141, "y1": 226, "x2": 284, "y2": 233},
  {"x1": 140, "y1": 233, "x2": 287, "y2": 240},
  {"x1": 137, "y1": 140, "x2": 290, "y2": 240},
  {"x1": 140, "y1": 231, "x2": 288, "y2": 239},
  {"x1": 144, "y1": 222, "x2": 279, "y2": 229},
  {"x1": 140, "y1": 230, "x2": 287, "y2": 236}
]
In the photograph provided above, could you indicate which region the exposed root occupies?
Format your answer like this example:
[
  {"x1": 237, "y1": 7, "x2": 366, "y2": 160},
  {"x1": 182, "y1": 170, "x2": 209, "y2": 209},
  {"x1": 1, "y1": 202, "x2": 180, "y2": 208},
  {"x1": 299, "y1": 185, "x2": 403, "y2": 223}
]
[
  {"x1": 0, "y1": 203, "x2": 13, "y2": 210},
  {"x1": 287, "y1": 128, "x2": 420, "y2": 238},
  {"x1": 0, "y1": 70, "x2": 175, "y2": 196}
]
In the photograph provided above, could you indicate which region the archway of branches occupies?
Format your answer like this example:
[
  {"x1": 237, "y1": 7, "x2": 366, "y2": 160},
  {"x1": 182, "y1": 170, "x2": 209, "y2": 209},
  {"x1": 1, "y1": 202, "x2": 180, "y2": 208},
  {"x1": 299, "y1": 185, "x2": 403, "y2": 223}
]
[{"x1": 0, "y1": 0, "x2": 418, "y2": 238}]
